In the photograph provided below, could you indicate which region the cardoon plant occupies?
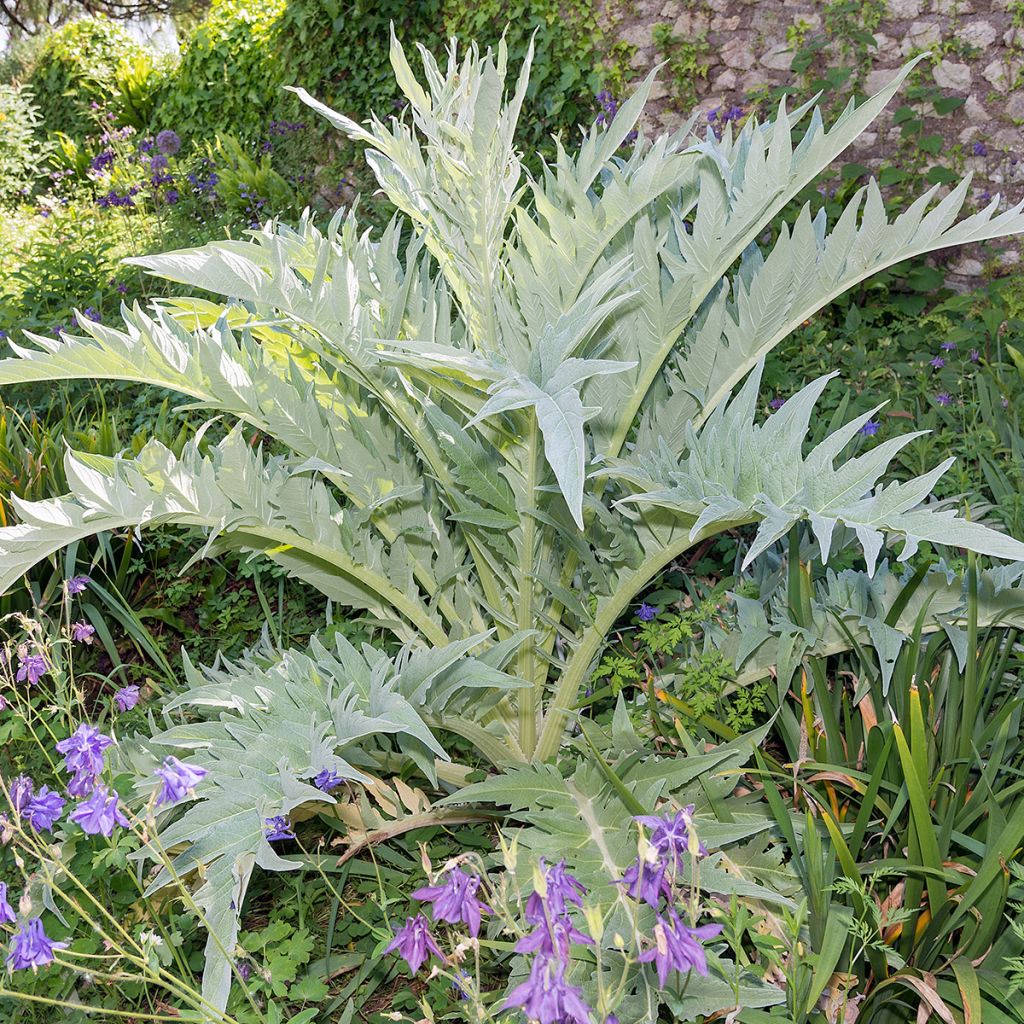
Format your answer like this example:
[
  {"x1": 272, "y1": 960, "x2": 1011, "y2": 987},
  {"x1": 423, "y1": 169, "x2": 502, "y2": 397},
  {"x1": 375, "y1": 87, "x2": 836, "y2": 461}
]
[{"x1": 2, "y1": 35, "x2": 1024, "y2": 1010}]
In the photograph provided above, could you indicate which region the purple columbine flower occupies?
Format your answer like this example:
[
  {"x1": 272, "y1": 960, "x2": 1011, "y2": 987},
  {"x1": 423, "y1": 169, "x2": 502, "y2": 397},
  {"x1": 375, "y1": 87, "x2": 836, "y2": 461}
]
[
  {"x1": 70, "y1": 785, "x2": 130, "y2": 837},
  {"x1": 385, "y1": 914, "x2": 444, "y2": 975},
  {"x1": 24, "y1": 786, "x2": 64, "y2": 832},
  {"x1": 9, "y1": 775, "x2": 33, "y2": 813},
  {"x1": 768, "y1": 396, "x2": 786, "y2": 411},
  {"x1": 635, "y1": 806, "x2": 705, "y2": 867},
  {"x1": 16, "y1": 654, "x2": 46, "y2": 686},
  {"x1": 155, "y1": 129, "x2": 181, "y2": 156},
  {"x1": 154, "y1": 756, "x2": 208, "y2": 806},
  {"x1": 940, "y1": 341, "x2": 956, "y2": 351},
  {"x1": 618, "y1": 856, "x2": 671, "y2": 908},
  {"x1": 5, "y1": 917, "x2": 67, "y2": 971},
  {"x1": 973, "y1": 141, "x2": 988, "y2": 156},
  {"x1": 859, "y1": 419, "x2": 880, "y2": 436},
  {"x1": 113, "y1": 685, "x2": 140, "y2": 712},
  {"x1": 935, "y1": 391, "x2": 952, "y2": 406},
  {"x1": 505, "y1": 956, "x2": 594, "y2": 1024},
  {"x1": 65, "y1": 575, "x2": 90, "y2": 595},
  {"x1": 263, "y1": 815, "x2": 295, "y2": 841},
  {"x1": 970, "y1": 349, "x2": 980, "y2": 363},
  {"x1": 71, "y1": 621, "x2": 95, "y2": 644},
  {"x1": 56, "y1": 724, "x2": 112, "y2": 787},
  {"x1": 930, "y1": 355, "x2": 945, "y2": 369},
  {"x1": 637, "y1": 910, "x2": 722, "y2": 987},
  {"x1": 516, "y1": 914, "x2": 594, "y2": 958},
  {"x1": 413, "y1": 867, "x2": 492, "y2": 938},
  {"x1": 636, "y1": 602, "x2": 658, "y2": 622},
  {"x1": 0, "y1": 881, "x2": 15, "y2": 923},
  {"x1": 313, "y1": 768, "x2": 344, "y2": 792},
  {"x1": 526, "y1": 859, "x2": 587, "y2": 922}
]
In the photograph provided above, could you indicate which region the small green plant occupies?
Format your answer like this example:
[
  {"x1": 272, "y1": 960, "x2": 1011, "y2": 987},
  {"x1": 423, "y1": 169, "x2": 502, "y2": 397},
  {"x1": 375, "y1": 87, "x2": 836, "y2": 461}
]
[
  {"x1": 0, "y1": 84, "x2": 48, "y2": 205},
  {"x1": 651, "y1": 22, "x2": 711, "y2": 111}
]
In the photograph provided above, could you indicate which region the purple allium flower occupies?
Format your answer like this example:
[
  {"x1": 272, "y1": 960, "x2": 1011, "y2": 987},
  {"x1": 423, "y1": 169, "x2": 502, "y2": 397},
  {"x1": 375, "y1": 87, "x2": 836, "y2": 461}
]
[
  {"x1": 636, "y1": 602, "x2": 658, "y2": 622},
  {"x1": 9, "y1": 775, "x2": 33, "y2": 814},
  {"x1": 505, "y1": 956, "x2": 593, "y2": 1024},
  {"x1": 25, "y1": 786, "x2": 64, "y2": 832},
  {"x1": 618, "y1": 856, "x2": 671, "y2": 908},
  {"x1": 149, "y1": 153, "x2": 169, "y2": 171},
  {"x1": 313, "y1": 767, "x2": 344, "y2": 792},
  {"x1": 635, "y1": 806, "x2": 705, "y2": 866},
  {"x1": 154, "y1": 756, "x2": 207, "y2": 806},
  {"x1": 935, "y1": 391, "x2": 952, "y2": 406},
  {"x1": 5, "y1": 918, "x2": 67, "y2": 971},
  {"x1": 970, "y1": 348, "x2": 980, "y2": 363},
  {"x1": 940, "y1": 340, "x2": 956, "y2": 351},
  {"x1": 413, "y1": 867, "x2": 492, "y2": 938},
  {"x1": 973, "y1": 141, "x2": 987, "y2": 156},
  {"x1": 71, "y1": 621, "x2": 95, "y2": 644},
  {"x1": 859, "y1": 419, "x2": 880, "y2": 436},
  {"x1": 0, "y1": 881, "x2": 15, "y2": 924},
  {"x1": 113, "y1": 685, "x2": 140, "y2": 712},
  {"x1": 69, "y1": 785, "x2": 130, "y2": 837},
  {"x1": 768, "y1": 396, "x2": 786, "y2": 411},
  {"x1": 65, "y1": 575, "x2": 91, "y2": 595},
  {"x1": 516, "y1": 914, "x2": 594, "y2": 957},
  {"x1": 16, "y1": 654, "x2": 46, "y2": 686},
  {"x1": 385, "y1": 914, "x2": 444, "y2": 975},
  {"x1": 155, "y1": 129, "x2": 181, "y2": 156},
  {"x1": 637, "y1": 910, "x2": 722, "y2": 987},
  {"x1": 56, "y1": 724, "x2": 112, "y2": 787},
  {"x1": 263, "y1": 815, "x2": 295, "y2": 841},
  {"x1": 526, "y1": 859, "x2": 587, "y2": 922},
  {"x1": 930, "y1": 355, "x2": 945, "y2": 369}
]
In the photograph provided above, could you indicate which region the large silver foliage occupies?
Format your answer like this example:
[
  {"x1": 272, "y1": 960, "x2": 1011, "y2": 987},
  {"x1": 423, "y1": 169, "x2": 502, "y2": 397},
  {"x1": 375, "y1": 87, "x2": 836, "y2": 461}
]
[{"x1": 2, "y1": 35, "x2": 1024, "y2": 1011}]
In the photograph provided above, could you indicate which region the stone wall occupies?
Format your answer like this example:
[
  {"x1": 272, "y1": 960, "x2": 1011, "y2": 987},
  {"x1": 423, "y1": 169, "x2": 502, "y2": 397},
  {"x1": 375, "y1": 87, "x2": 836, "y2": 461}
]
[{"x1": 615, "y1": 0, "x2": 1024, "y2": 277}]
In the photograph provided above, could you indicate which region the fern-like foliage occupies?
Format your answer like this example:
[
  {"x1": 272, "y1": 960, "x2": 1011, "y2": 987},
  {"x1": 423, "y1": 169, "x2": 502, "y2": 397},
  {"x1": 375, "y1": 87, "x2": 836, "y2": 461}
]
[{"x1": 2, "y1": 34, "x2": 1024, "y2": 1010}]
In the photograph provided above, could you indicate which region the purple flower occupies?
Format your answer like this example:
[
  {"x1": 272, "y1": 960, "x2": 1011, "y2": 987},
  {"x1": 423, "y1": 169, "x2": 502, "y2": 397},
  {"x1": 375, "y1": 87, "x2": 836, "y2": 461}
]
[
  {"x1": 940, "y1": 341, "x2": 956, "y2": 351},
  {"x1": 149, "y1": 153, "x2": 169, "y2": 171},
  {"x1": 116, "y1": 281, "x2": 129, "y2": 295},
  {"x1": 516, "y1": 914, "x2": 594, "y2": 957},
  {"x1": 413, "y1": 867, "x2": 491, "y2": 938},
  {"x1": 113, "y1": 685, "x2": 140, "y2": 712},
  {"x1": 263, "y1": 815, "x2": 295, "y2": 841},
  {"x1": 154, "y1": 756, "x2": 208, "y2": 806},
  {"x1": 930, "y1": 356, "x2": 945, "y2": 369},
  {"x1": 65, "y1": 575, "x2": 91, "y2": 595},
  {"x1": 0, "y1": 881, "x2": 15, "y2": 924},
  {"x1": 505, "y1": 956, "x2": 593, "y2": 1024},
  {"x1": 385, "y1": 914, "x2": 444, "y2": 975},
  {"x1": 859, "y1": 419, "x2": 880, "y2": 436},
  {"x1": 6, "y1": 917, "x2": 67, "y2": 970},
  {"x1": 707, "y1": 108, "x2": 719, "y2": 123},
  {"x1": 723, "y1": 104, "x2": 745, "y2": 123},
  {"x1": 935, "y1": 391, "x2": 952, "y2": 406},
  {"x1": 526, "y1": 860, "x2": 587, "y2": 922},
  {"x1": 16, "y1": 654, "x2": 46, "y2": 686},
  {"x1": 618, "y1": 856, "x2": 671, "y2": 908},
  {"x1": 636, "y1": 602, "x2": 658, "y2": 622},
  {"x1": 237, "y1": 960, "x2": 252, "y2": 981},
  {"x1": 25, "y1": 786, "x2": 64, "y2": 832},
  {"x1": 9, "y1": 775, "x2": 33, "y2": 813},
  {"x1": 635, "y1": 806, "x2": 705, "y2": 867},
  {"x1": 637, "y1": 910, "x2": 722, "y2": 987},
  {"x1": 970, "y1": 348, "x2": 980, "y2": 363},
  {"x1": 768, "y1": 396, "x2": 786, "y2": 411},
  {"x1": 56, "y1": 724, "x2": 112, "y2": 788},
  {"x1": 71, "y1": 621, "x2": 95, "y2": 644},
  {"x1": 164, "y1": 189, "x2": 179, "y2": 205},
  {"x1": 973, "y1": 141, "x2": 988, "y2": 156},
  {"x1": 89, "y1": 149, "x2": 115, "y2": 173},
  {"x1": 313, "y1": 768, "x2": 344, "y2": 792},
  {"x1": 155, "y1": 129, "x2": 181, "y2": 156},
  {"x1": 69, "y1": 785, "x2": 130, "y2": 837}
]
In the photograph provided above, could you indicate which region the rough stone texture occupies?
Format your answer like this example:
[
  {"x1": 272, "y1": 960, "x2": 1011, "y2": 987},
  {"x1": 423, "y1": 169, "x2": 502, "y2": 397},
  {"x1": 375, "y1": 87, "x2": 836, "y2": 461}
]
[{"x1": 610, "y1": 0, "x2": 1024, "y2": 278}]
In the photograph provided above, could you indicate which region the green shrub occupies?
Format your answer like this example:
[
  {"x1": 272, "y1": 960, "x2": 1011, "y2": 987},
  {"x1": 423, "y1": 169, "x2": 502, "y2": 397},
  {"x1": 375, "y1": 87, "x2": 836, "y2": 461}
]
[
  {"x1": 0, "y1": 84, "x2": 48, "y2": 204},
  {"x1": 27, "y1": 16, "x2": 147, "y2": 141}
]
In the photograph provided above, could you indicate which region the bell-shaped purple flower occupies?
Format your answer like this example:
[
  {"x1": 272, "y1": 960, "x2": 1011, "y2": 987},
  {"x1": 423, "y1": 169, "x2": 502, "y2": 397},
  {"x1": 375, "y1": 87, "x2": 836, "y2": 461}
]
[
  {"x1": 113, "y1": 685, "x2": 140, "y2": 712},
  {"x1": 313, "y1": 768, "x2": 344, "y2": 792},
  {"x1": 16, "y1": 653, "x2": 47, "y2": 686},
  {"x1": 637, "y1": 910, "x2": 722, "y2": 987},
  {"x1": 412, "y1": 867, "x2": 491, "y2": 938},
  {"x1": 618, "y1": 856, "x2": 671, "y2": 908},
  {"x1": 0, "y1": 881, "x2": 15, "y2": 923},
  {"x1": 154, "y1": 756, "x2": 208, "y2": 806},
  {"x1": 65, "y1": 575, "x2": 91, "y2": 596},
  {"x1": 636, "y1": 602, "x2": 658, "y2": 622},
  {"x1": 25, "y1": 786, "x2": 64, "y2": 832},
  {"x1": 263, "y1": 815, "x2": 295, "y2": 841},
  {"x1": 505, "y1": 956, "x2": 593, "y2": 1024},
  {"x1": 5, "y1": 917, "x2": 67, "y2": 970},
  {"x1": 516, "y1": 913, "x2": 594, "y2": 958},
  {"x1": 56, "y1": 724, "x2": 112, "y2": 786},
  {"x1": 525, "y1": 859, "x2": 587, "y2": 923},
  {"x1": 8, "y1": 774, "x2": 34, "y2": 813},
  {"x1": 70, "y1": 785, "x2": 131, "y2": 837},
  {"x1": 71, "y1": 621, "x2": 96, "y2": 644},
  {"x1": 385, "y1": 914, "x2": 444, "y2": 975},
  {"x1": 635, "y1": 805, "x2": 706, "y2": 867}
]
